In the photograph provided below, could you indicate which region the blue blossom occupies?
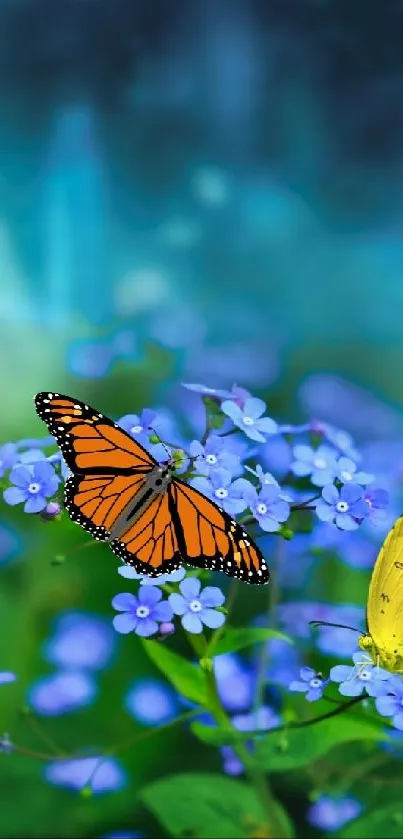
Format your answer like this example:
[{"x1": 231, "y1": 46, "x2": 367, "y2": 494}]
[
  {"x1": 289, "y1": 667, "x2": 328, "y2": 701},
  {"x1": 0, "y1": 671, "x2": 16, "y2": 685},
  {"x1": 316, "y1": 483, "x2": 369, "y2": 530},
  {"x1": 0, "y1": 443, "x2": 17, "y2": 478},
  {"x1": 243, "y1": 483, "x2": 290, "y2": 532},
  {"x1": 232, "y1": 705, "x2": 280, "y2": 733},
  {"x1": 118, "y1": 409, "x2": 156, "y2": 448},
  {"x1": 18, "y1": 448, "x2": 47, "y2": 465},
  {"x1": 291, "y1": 444, "x2": 338, "y2": 487},
  {"x1": 3, "y1": 461, "x2": 60, "y2": 513},
  {"x1": 214, "y1": 653, "x2": 254, "y2": 712},
  {"x1": 315, "y1": 422, "x2": 361, "y2": 461},
  {"x1": 0, "y1": 733, "x2": 13, "y2": 754},
  {"x1": 189, "y1": 435, "x2": 242, "y2": 477},
  {"x1": 221, "y1": 398, "x2": 277, "y2": 443},
  {"x1": 44, "y1": 756, "x2": 126, "y2": 793},
  {"x1": 363, "y1": 486, "x2": 389, "y2": 523},
  {"x1": 43, "y1": 612, "x2": 116, "y2": 671},
  {"x1": 221, "y1": 745, "x2": 244, "y2": 777},
  {"x1": 307, "y1": 795, "x2": 362, "y2": 831},
  {"x1": 182, "y1": 382, "x2": 251, "y2": 407},
  {"x1": 335, "y1": 457, "x2": 374, "y2": 487},
  {"x1": 28, "y1": 671, "x2": 97, "y2": 715},
  {"x1": 112, "y1": 588, "x2": 173, "y2": 637},
  {"x1": 125, "y1": 678, "x2": 178, "y2": 725},
  {"x1": 330, "y1": 651, "x2": 391, "y2": 697},
  {"x1": 375, "y1": 675, "x2": 403, "y2": 730},
  {"x1": 118, "y1": 566, "x2": 186, "y2": 587},
  {"x1": 191, "y1": 469, "x2": 250, "y2": 516},
  {"x1": 101, "y1": 833, "x2": 142, "y2": 839},
  {"x1": 169, "y1": 578, "x2": 225, "y2": 634},
  {"x1": 266, "y1": 637, "x2": 302, "y2": 687}
]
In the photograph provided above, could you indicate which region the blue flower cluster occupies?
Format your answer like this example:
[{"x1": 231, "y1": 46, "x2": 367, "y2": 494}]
[{"x1": 289, "y1": 649, "x2": 403, "y2": 733}]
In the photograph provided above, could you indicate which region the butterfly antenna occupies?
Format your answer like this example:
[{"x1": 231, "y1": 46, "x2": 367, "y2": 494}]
[
  {"x1": 149, "y1": 427, "x2": 172, "y2": 461},
  {"x1": 309, "y1": 620, "x2": 361, "y2": 634}
]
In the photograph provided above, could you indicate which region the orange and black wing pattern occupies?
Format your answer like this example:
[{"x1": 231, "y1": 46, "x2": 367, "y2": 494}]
[
  {"x1": 109, "y1": 492, "x2": 183, "y2": 576},
  {"x1": 34, "y1": 392, "x2": 156, "y2": 542},
  {"x1": 34, "y1": 392, "x2": 156, "y2": 475},
  {"x1": 168, "y1": 480, "x2": 269, "y2": 584}
]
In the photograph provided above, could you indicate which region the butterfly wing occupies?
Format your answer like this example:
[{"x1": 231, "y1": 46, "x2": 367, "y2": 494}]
[
  {"x1": 34, "y1": 392, "x2": 156, "y2": 474},
  {"x1": 109, "y1": 491, "x2": 182, "y2": 576},
  {"x1": 169, "y1": 479, "x2": 269, "y2": 584},
  {"x1": 35, "y1": 392, "x2": 158, "y2": 542},
  {"x1": 367, "y1": 515, "x2": 403, "y2": 655}
]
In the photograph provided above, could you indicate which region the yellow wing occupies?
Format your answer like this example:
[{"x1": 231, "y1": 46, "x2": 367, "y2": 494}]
[{"x1": 362, "y1": 515, "x2": 403, "y2": 670}]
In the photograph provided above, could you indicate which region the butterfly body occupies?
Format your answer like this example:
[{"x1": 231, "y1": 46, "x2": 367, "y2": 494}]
[
  {"x1": 358, "y1": 514, "x2": 403, "y2": 672},
  {"x1": 34, "y1": 392, "x2": 270, "y2": 584}
]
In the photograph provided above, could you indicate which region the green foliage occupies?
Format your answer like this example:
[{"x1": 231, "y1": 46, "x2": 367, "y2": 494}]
[
  {"x1": 212, "y1": 626, "x2": 291, "y2": 656},
  {"x1": 191, "y1": 714, "x2": 386, "y2": 772},
  {"x1": 140, "y1": 772, "x2": 295, "y2": 838},
  {"x1": 338, "y1": 805, "x2": 403, "y2": 838},
  {"x1": 141, "y1": 639, "x2": 208, "y2": 705}
]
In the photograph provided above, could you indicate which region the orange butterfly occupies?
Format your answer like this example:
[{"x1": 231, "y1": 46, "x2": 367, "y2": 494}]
[{"x1": 34, "y1": 392, "x2": 269, "y2": 585}]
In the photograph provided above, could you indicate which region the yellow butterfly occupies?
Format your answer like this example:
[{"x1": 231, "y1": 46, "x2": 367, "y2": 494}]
[{"x1": 358, "y1": 514, "x2": 403, "y2": 673}]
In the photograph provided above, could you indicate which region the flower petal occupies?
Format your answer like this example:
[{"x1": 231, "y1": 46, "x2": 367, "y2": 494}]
[
  {"x1": 182, "y1": 612, "x2": 203, "y2": 634},
  {"x1": 112, "y1": 593, "x2": 137, "y2": 612},
  {"x1": 24, "y1": 495, "x2": 47, "y2": 513},
  {"x1": 289, "y1": 681, "x2": 308, "y2": 693},
  {"x1": 256, "y1": 417, "x2": 278, "y2": 435},
  {"x1": 200, "y1": 608, "x2": 225, "y2": 629},
  {"x1": 9, "y1": 466, "x2": 32, "y2": 488},
  {"x1": 138, "y1": 586, "x2": 163, "y2": 607},
  {"x1": 118, "y1": 566, "x2": 143, "y2": 580},
  {"x1": 243, "y1": 398, "x2": 266, "y2": 419},
  {"x1": 152, "y1": 600, "x2": 174, "y2": 622},
  {"x1": 113, "y1": 613, "x2": 137, "y2": 634},
  {"x1": 293, "y1": 445, "x2": 314, "y2": 464},
  {"x1": 335, "y1": 513, "x2": 359, "y2": 531},
  {"x1": 179, "y1": 577, "x2": 201, "y2": 600},
  {"x1": 3, "y1": 487, "x2": 28, "y2": 506},
  {"x1": 338, "y1": 679, "x2": 363, "y2": 697},
  {"x1": 300, "y1": 666, "x2": 317, "y2": 682},
  {"x1": 330, "y1": 665, "x2": 354, "y2": 683},
  {"x1": 134, "y1": 618, "x2": 158, "y2": 638},
  {"x1": 199, "y1": 586, "x2": 225, "y2": 608},
  {"x1": 315, "y1": 502, "x2": 335, "y2": 522},
  {"x1": 221, "y1": 400, "x2": 243, "y2": 424},
  {"x1": 168, "y1": 593, "x2": 188, "y2": 616},
  {"x1": 375, "y1": 696, "x2": 399, "y2": 717},
  {"x1": 322, "y1": 484, "x2": 339, "y2": 504}
]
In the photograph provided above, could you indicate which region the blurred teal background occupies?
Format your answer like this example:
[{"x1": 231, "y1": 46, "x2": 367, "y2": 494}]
[{"x1": 2, "y1": 1, "x2": 403, "y2": 836}]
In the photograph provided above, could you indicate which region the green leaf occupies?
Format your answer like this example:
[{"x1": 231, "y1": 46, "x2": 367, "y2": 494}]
[
  {"x1": 212, "y1": 626, "x2": 291, "y2": 657},
  {"x1": 140, "y1": 772, "x2": 294, "y2": 838},
  {"x1": 339, "y1": 805, "x2": 403, "y2": 838},
  {"x1": 191, "y1": 715, "x2": 386, "y2": 771},
  {"x1": 141, "y1": 640, "x2": 207, "y2": 705},
  {"x1": 258, "y1": 715, "x2": 386, "y2": 772},
  {"x1": 202, "y1": 396, "x2": 227, "y2": 430}
]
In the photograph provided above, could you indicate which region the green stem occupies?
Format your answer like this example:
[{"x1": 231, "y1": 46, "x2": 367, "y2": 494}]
[{"x1": 187, "y1": 632, "x2": 288, "y2": 839}]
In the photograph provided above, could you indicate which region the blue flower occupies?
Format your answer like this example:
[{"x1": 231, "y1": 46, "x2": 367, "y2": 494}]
[
  {"x1": 0, "y1": 733, "x2": 13, "y2": 754},
  {"x1": 307, "y1": 795, "x2": 362, "y2": 831},
  {"x1": 44, "y1": 756, "x2": 126, "y2": 793},
  {"x1": 43, "y1": 612, "x2": 116, "y2": 671},
  {"x1": 3, "y1": 461, "x2": 60, "y2": 513},
  {"x1": 232, "y1": 705, "x2": 280, "y2": 733},
  {"x1": 316, "y1": 483, "x2": 369, "y2": 530},
  {"x1": 363, "y1": 486, "x2": 389, "y2": 523},
  {"x1": 330, "y1": 651, "x2": 391, "y2": 697},
  {"x1": 0, "y1": 443, "x2": 17, "y2": 478},
  {"x1": 0, "y1": 671, "x2": 16, "y2": 685},
  {"x1": 118, "y1": 409, "x2": 156, "y2": 448},
  {"x1": 291, "y1": 444, "x2": 338, "y2": 487},
  {"x1": 375, "y1": 675, "x2": 403, "y2": 730},
  {"x1": 221, "y1": 398, "x2": 277, "y2": 443},
  {"x1": 335, "y1": 457, "x2": 374, "y2": 487},
  {"x1": 214, "y1": 653, "x2": 254, "y2": 713},
  {"x1": 221, "y1": 745, "x2": 244, "y2": 776},
  {"x1": 169, "y1": 578, "x2": 225, "y2": 634},
  {"x1": 191, "y1": 469, "x2": 250, "y2": 516},
  {"x1": 28, "y1": 671, "x2": 97, "y2": 716},
  {"x1": 118, "y1": 566, "x2": 186, "y2": 587},
  {"x1": 289, "y1": 667, "x2": 328, "y2": 702},
  {"x1": 189, "y1": 435, "x2": 242, "y2": 477},
  {"x1": 112, "y1": 587, "x2": 173, "y2": 637},
  {"x1": 181, "y1": 383, "x2": 235, "y2": 399},
  {"x1": 243, "y1": 483, "x2": 290, "y2": 532},
  {"x1": 125, "y1": 678, "x2": 178, "y2": 725}
]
